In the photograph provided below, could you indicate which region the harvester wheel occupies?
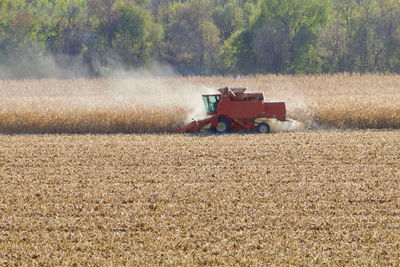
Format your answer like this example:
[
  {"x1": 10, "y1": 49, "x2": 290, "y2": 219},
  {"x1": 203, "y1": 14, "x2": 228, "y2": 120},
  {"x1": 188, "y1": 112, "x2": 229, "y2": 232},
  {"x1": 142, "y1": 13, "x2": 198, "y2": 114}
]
[
  {"x1": 256, "y1": 122, "x2": 271, "y2": 134},
  {"x1": 213, "y1": 118, "x2": 231, "y2": 134}
]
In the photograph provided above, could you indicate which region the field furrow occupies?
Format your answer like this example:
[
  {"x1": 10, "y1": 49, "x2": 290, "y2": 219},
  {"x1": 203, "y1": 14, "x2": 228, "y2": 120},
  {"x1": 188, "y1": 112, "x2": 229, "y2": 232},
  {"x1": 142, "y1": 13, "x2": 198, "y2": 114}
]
[{"x1": 0, "y1": 131, "x2": 399, "y2": 266}]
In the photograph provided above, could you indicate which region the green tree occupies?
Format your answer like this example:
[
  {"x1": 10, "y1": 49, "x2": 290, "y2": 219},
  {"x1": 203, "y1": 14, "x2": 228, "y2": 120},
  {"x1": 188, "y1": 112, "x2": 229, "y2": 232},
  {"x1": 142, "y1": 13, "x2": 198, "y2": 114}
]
[
  {"x1": 0, "y1": 0, "x2": 398, "y2": 77},
  {"x1": 34, "y1": 0, "x2": 87, "y2": 55},
  {"x1": 320, "y1": 0, "x2": 400, "y2": 73},
  {"x1": 113, "y1": 1, "x2": 162, "y2": 67},
  {"x1": 223, "y1": 0, "x2": 328, "y2": 74},
  {"x1": 330, "y1": 0, "x2": 372, "y2": 72},
  {"x1": 212, "y1": 0, "x2": 245, "y2": 40},
  {"x1": 164, "y1": 0, "x2": 220, "y2": 74},
  {"x1": 0, "y1": 0, "x2": 46, "y2": 78},
  {"x1": 87, "y1": 0, "x2": 161, "y2": 73},
  {"x1": 219, "y1": 29, "x2": 254, "y2": 74}
]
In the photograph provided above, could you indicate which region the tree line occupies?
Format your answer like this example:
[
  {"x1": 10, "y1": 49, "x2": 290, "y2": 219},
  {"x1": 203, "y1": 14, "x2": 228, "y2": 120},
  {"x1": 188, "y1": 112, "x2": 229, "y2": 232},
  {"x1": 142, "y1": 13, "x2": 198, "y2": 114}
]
[{"x1": 0, "y1": 0, "x2": 399, "y2": 78}]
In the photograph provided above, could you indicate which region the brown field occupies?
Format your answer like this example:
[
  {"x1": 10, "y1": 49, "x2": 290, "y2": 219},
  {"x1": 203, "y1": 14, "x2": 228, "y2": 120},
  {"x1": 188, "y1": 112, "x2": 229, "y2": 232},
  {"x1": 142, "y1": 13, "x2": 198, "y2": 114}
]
[
  {"x1": 0, "y1": 131, "x2": 399, "y2": 266},
  {"x1": 0, "y1": 74, "x2": 399, "y2": 133}
]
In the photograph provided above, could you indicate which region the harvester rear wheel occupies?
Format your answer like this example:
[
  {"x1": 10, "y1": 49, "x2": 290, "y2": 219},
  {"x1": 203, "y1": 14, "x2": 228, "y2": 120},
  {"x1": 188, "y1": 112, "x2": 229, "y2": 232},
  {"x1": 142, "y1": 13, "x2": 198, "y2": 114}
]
[
  {"x1": 256, "y1": 122, "x2": 271, "y2": 134},
  {"x1": 213, "y1": 118, "x2": 231, "y2": 134}
]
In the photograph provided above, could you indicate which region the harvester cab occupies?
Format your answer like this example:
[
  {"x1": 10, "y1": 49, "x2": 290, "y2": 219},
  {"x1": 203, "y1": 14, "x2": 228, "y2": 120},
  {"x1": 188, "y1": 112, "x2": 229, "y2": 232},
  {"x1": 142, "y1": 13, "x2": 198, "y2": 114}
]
[
  {"x1": 173, "y1": 87, "x2": 286, "y2": 134},
  {"x1": 202, "y1": 95, "x2": 220, "y2": 114}
]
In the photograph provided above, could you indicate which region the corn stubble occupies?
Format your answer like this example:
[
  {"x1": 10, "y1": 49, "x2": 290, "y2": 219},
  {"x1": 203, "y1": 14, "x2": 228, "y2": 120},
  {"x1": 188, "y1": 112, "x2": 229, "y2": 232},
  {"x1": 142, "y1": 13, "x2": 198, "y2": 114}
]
[
  {"x1": 0, "y1": 131, "x2": 399, "y2": 265},
  {"x1": 0, "y1": 74, "x2": 399, "y2": 133}
]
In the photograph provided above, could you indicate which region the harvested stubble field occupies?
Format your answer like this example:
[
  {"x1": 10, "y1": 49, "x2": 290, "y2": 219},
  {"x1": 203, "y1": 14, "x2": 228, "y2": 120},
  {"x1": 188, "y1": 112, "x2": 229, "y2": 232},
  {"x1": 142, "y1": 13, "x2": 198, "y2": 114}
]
[
  {"x1": 0, "y1": 74, "x2": 399, "y2": 134},
  {"x1": 0, "y1": 131, "x2": 399, "y2": 265}
]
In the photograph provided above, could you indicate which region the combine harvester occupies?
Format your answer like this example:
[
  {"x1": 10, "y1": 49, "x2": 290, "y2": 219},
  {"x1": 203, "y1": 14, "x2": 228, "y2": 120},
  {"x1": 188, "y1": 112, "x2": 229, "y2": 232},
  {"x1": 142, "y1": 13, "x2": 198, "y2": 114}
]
[{"x1": 174, "y1": 87, "x2": 287, "y2": 134}]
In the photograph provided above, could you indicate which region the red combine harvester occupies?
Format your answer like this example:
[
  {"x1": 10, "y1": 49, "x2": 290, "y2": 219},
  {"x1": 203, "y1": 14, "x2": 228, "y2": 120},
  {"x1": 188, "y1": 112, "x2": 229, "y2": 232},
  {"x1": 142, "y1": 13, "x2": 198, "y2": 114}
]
[{"x1": 174, "y1": 87, "x2": 286, "y2": 134}]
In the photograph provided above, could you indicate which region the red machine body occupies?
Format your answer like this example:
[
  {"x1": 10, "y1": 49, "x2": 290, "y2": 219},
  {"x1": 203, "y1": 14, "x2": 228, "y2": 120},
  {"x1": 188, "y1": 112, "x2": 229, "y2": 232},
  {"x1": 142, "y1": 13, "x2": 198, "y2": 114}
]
[{"x1": 174, "y1": 87, "x2": 286, "y2": 134}]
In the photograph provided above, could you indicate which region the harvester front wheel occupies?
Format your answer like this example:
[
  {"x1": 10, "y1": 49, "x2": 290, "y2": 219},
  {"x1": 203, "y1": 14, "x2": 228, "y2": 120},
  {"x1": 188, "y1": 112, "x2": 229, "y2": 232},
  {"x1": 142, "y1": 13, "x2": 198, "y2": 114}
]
[
  {"x1": 213, "y1": 118, "x2": 231, "y2": 134},
  {"x1": 256, "y1": 122, "x2": 271, "y2": 134}
]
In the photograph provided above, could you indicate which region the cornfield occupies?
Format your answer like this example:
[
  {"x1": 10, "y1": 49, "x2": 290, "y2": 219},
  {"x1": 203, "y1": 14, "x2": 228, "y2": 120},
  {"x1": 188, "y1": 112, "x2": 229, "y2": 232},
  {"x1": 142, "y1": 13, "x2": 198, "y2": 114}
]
[
  {"x1": 1, "y1": 74, "x2": 399, "y2": 265},
  {"x1": 0, "y1": 131, "x2": 399, "y2": 265},
  {"x1": 0, "y1": 74, "x2": 399, "y2": 133}
]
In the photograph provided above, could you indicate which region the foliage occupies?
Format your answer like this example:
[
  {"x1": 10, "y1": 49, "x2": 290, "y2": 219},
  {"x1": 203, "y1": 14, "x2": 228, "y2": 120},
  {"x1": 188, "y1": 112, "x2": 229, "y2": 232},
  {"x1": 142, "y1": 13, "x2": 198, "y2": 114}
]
[
  {"x1": 164, "y1": 0, "x2": 220, "y2": 74},
  {"x1": 226, "y1": 0, "x2": 329, "y2": 74},
  {"x1": 0, "y1": 0, "x2": 399, "y2": 77}
]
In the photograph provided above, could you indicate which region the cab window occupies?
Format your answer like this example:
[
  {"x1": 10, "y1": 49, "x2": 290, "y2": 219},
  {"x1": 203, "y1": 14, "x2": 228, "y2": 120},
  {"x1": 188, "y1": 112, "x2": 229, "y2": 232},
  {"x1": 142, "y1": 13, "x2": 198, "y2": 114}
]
[{"x1": 203, "y1": 96, "x2": 220, "y2": 113}]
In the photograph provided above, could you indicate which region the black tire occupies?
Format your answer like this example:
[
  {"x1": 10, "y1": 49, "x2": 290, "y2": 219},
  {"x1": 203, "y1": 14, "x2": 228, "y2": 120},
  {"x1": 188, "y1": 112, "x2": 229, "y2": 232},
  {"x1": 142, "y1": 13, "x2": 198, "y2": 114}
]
[
  {"x1": 256, "y1": 122, "x2": 271, "y2": 134},
  {"x1": 212, "y1": 117, "x2": 232, "y2": 134}
]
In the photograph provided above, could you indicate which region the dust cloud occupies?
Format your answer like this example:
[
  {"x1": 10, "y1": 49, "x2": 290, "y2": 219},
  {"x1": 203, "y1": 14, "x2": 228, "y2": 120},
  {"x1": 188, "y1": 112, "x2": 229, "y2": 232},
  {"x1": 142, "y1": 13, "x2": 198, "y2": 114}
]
[
  {"x1": 0, "y1": 61, "x2": 219, "y2": 133},
  {"x1": 106, "y1": 76, "x2": 215, "y2": 123},
  {"x1": 0, "y1": 52, "x2": 317, "y2": 133},
  {"x1": 259, "y1": 79, "x2": 316, "y2": 132}
]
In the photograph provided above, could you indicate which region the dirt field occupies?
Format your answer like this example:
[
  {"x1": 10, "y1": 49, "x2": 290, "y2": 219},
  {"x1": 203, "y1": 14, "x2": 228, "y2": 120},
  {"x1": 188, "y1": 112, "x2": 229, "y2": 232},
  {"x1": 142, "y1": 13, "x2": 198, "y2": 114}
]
[{"x1": 0, "y1": 131, "x2": 399, "y2": 266}]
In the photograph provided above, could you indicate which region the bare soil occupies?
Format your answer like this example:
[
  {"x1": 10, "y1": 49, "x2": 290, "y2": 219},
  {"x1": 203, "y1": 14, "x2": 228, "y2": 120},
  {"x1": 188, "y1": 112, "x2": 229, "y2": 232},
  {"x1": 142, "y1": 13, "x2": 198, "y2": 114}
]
[{"x1": 0, "y1": 131, "x2": 399, "y2": 265}]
